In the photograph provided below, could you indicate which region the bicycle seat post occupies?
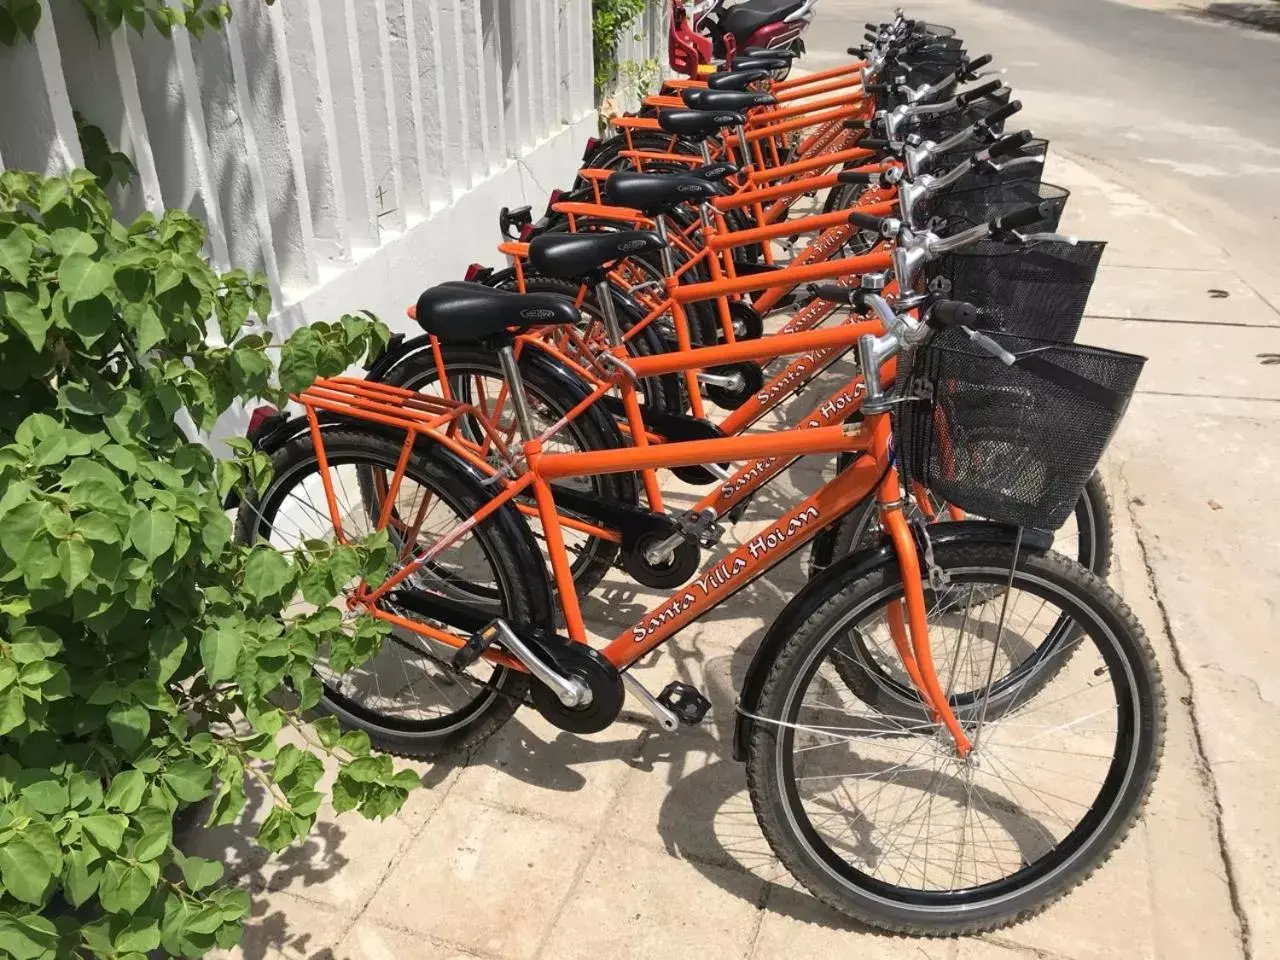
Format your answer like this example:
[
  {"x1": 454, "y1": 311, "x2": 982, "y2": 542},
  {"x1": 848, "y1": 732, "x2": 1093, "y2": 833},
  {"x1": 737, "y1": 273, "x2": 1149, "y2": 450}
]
[{"x1": 496, "y1": 343, "x2": 537, "y2": 443}]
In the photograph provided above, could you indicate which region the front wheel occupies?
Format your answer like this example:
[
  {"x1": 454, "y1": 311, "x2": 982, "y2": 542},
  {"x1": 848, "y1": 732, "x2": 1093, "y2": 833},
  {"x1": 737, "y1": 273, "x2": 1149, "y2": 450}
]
[{"x1": 746, "y1": 540, "x2": 1163, "y2": 934}]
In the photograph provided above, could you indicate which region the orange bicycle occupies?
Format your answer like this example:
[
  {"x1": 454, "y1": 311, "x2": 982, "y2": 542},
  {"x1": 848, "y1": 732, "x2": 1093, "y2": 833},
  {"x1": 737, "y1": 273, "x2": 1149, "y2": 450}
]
[{"x1": 235, "y1": 231, "x2": 1161, "y2": 933}]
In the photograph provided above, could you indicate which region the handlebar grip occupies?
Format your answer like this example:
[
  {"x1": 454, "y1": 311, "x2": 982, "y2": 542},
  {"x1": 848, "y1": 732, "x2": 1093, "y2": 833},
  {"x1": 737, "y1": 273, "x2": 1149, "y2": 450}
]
[
  {"x1": 964, "y1": 53, "x2": 993, "y2": 73},
  {"x1": 837, "y1": 170, "x2": 881, "y2": 185},
  {"x1": 848, "y1": 210, "x2": 885, "y2": 231},
  {"x1": 987, "y1": 129, "x2": 1034, "y2": 159},
  {"x1": 865, "y1": 22, "x2": 879, "y2": 32},
  {"x1": 956, "y1": 78, "x2": 1002, "y2": 106},
  {"x1": 807, "y1": 283, "x2": 858, "y2": 306},
  {"x1": 864, "y1": 83, "x2": 893, "y2": 95},
  {"x1": 864, "y1": 31, "x2": 877, "y2": 43},
  {"x1": 843, "y1": 118, "x2": 870, "y2": 129},
  {"x1": 980, "y1": 99, "x2": 1022, "y2": 130},
  {"x1": 995, "y1": 202, "x2": 1052, "y2": 232},
  {"x1": 929, "y1": 300, "x2": 980, "y2": 328},
  {"x1": 857, "y1": 138, "x2": 893, "y2": 152},
  {"x1": 848, "y1": 45, "x2": 869, "y2": 56}
]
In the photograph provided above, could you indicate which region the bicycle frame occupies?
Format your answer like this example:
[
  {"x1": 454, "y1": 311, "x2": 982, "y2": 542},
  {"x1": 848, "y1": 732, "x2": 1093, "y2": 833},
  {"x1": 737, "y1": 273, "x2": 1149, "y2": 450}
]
[{"x1": 296, "y1": 327, "x2": 973, "y2": 754}]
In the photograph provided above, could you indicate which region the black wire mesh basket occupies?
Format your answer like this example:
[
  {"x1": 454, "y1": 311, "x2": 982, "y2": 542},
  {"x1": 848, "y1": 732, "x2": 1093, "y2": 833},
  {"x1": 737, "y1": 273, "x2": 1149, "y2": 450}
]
[
  {"x1": 894, "y1": 331, "x2": 1145, "y2": 530},
  {"x1": 912, "y1": 88, "x2": 1013, "y2": 143},
  {"x1": 924, "y1": 239, "x2": 1106, "y2": 341},
  {"x1": 927, "y1": 179, "x2": 1069, "y2": 236}
]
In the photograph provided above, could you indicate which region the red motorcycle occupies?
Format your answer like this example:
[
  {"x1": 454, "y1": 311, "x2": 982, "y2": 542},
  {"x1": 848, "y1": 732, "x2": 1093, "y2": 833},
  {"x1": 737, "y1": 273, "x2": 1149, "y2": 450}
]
[{"x1": 669, "y1": 0, "x2": 818, "y2": 79}]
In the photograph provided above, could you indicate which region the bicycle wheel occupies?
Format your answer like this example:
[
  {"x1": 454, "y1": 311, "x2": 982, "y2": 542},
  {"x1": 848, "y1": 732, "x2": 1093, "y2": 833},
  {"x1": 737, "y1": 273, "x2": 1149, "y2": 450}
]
[
  {"x1": 746, "y1": 540, "x2": 1163, "y2": 933},
  {"x1": 376, "y1": 343, "x2": 635, "y2": 596},
  {"x1": 235, "y1": 430, "x2": 548, "y2": 759}
]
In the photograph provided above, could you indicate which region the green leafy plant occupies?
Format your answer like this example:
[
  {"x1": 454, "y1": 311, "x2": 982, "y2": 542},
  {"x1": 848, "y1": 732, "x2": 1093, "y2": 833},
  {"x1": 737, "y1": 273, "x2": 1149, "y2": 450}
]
[
  {"x1": 0, "y1": 0, "x2": 278, "y2": 46},
  {"x1": 0, "y1": 168, "x2": 414, "y2": 959},
  {"x1": 619, "y1": 56, "x2": 661, "y2": 106},
  {"x1": 591, "y1": 0, "x2": 650, "y2": 93},
  {"x1": 74, "y1": 113, "x2": 136, "y2": 194}
]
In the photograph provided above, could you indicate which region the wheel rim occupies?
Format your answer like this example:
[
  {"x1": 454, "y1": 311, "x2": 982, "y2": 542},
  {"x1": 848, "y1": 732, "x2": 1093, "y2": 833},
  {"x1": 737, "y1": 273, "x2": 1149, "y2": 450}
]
[
  {"x1": 251, "y1": 448, "x2": 514, "y2": 734},
  {"x1": 774, "y1": 563, "x2": 1143, "y2": 907}
]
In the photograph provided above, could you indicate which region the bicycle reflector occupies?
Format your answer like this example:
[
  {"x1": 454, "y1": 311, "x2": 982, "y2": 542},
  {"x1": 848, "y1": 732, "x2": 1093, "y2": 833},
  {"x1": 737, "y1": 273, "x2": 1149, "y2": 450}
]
[
  {"x1": 581, "y1": 137, "x2": 599, "y2": 161},
  {"x1": 519, "y1": 222, "x2": 536, "y2": 242},
  {"x1": 247, "y1": 404, "x2": 279, "y2": 438},
  {"x1": 464, "y1": 263, "x2": 488, "y2": 282}
]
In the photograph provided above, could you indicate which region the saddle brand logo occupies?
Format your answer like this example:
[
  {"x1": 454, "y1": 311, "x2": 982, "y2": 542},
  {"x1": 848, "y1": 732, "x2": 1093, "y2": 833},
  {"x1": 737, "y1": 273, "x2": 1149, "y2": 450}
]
[
  {"x1": 618, "y1": 238, "x2": 650, "y2": 252},
  {"x1": 714, "y1": 114, "x2": 740, "y2": 124},
  {"x1": 678, "y1": 183, "x2": 704, "y2": 195},
  {"x1": 520, "y1": 308, "x2": 558, "y2": 321}
]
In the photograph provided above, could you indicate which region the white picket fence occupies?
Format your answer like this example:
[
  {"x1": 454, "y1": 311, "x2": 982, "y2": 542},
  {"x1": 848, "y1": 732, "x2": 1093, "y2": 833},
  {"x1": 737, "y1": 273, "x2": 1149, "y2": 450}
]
[{"x1": 0, "y1": 0, "x2": 670, "y2": 338}]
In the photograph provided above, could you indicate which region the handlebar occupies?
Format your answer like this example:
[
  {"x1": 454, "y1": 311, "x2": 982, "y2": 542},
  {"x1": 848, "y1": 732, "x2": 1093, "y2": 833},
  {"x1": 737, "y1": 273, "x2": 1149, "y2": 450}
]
[{"x1": 955, "y1": 78, "x2": 1003, "y2": 107}]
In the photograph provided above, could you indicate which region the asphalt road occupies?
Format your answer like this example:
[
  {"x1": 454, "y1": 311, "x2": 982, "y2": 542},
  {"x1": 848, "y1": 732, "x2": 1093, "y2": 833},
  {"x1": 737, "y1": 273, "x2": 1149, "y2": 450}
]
[{"x1": 807, "y1": 0, "x2": 1280, "y2": 305}]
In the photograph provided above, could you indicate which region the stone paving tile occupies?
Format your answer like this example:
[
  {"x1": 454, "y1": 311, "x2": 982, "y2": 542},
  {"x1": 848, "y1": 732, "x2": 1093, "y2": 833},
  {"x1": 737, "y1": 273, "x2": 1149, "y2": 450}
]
[
  {"x1": 336, "y1": 919, "x2": 488, "y2": 960},
  {"x1": 537, "y1": 835, "x2": 766, "y2": 960},
  {"x1": 750, "y1": 884, "x2": 957, "y2": 960},
  {"x1": 448, "y1": 708, "x2": 647, "y2": 826},
  {"x1": 363, "y1": 797, "x2": 595, "y2": 960}
]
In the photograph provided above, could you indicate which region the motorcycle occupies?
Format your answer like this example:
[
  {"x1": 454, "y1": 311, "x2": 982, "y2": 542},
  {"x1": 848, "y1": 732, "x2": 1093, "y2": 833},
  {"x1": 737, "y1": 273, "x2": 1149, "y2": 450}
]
[{"x1": 669, "y1": 0, "x2": 818, "y2": 79}]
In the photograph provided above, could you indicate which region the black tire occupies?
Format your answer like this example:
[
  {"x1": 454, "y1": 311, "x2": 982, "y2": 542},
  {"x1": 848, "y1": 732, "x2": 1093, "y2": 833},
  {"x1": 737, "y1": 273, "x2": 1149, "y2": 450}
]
[
  {"x1": 746, "y1": 541, "x2": 1163, "y2": 934},
  {"x1": 235, "y1": 430, "x2": 545, "y2": 759},
  {"x1": 376, "y1": 343, "x2": 636, "y2": 597}
]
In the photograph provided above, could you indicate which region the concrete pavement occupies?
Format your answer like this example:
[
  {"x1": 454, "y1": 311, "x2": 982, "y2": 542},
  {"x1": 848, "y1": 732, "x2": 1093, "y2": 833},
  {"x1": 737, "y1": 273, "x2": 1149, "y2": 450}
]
[{"x1": 198, "y1": 5, "x2": 1278, "y2": 958}]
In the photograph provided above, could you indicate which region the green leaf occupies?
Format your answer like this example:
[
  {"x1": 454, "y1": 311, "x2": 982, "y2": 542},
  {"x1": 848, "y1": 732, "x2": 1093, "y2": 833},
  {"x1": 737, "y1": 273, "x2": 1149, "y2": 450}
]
[
  {"x1": 331, "y1": 776, "x2": 361, "y2": 813},
  {"x1": 67, "y1": 294, "x2": 116, "y2": 346},
  {"x1": 0, "y1": 223, "x2": 35, "y2": 285},
  {"x1": 154, "y1": 262, "x2": 182, "y2": 295},
  {"x1": 104, "y1": 769, "x2": 146, "y2": 813},
  {"x1": 48, "y1": 226, "x2": 98, "y2": 258},
  {"x1": 148, "y1": 628, "x2": 188, "y2": 684},
  {"x1": 38, "y1": 177, "x2": 70, "y2": 213},
  {"x1": 77, "y1": 510, "x2": 123, "y2": 543},
  {"x1": 163, "y1": 759, "x2": 213, "y2": 802},
  {"x1": 179, "y1": 854, "x2": 224, "y2": 892},
  {"x1": 0, "y1": 832, "x2": 59, "y2": 904},
  {"x1": 0, "y1": 687, "x2": 26, "y2": 735},
  {"x1": 112, "y1": 914, "x2": 161, "y2": 954},
  {"x1": 0, "y1": 912, "x2": 58, "y2": 960},
  {"x1": 20, "y1": 772, "x2": 69, "y2": 814},
  {"x1": 99, "y1": 859, "x2": 154, "y2": 914},
  {"x1": 58, "y1": 253, "x2": 114, "y2": 305},
  {"x1": 199, "y1": 622, "x2": 242, "y2": 684},
  {"x1": 106, "y1": 701, "x2": 151, "y2": 754},
  {"x1": 9, "y1": 626, "x2": 62, "y2": 663},
  {"x1": 243, "y1": 547, "x2": 292, "y2": 601},
  {"x1": 131, "y1": 806, "x2": 171, "y2": 862},
  {"x1": 100, "y1": 443, "x2": 138, "y2": 475},
  {"x1": 278, "y1": 327, "x2": 319, "y2": 393},
  {"x1": 135, "y1": 304, "x2": 165, "y2": 352},
  {"x1": 3, "y1": 291, "x2": 51, "y2": 351},
  {"x1": 82, "y1": 812, "x2": 129, "y2": 851},
  {"x1": 58, "y1": 537, "x2": 94, "y2": 588},
  {"x1": 200, "y1": 507, "x2": 232, "y2": 556},
  {"x1": 63, "y1": 847, "x2": 103, "y2": 907},
  {"x1": 127, "y1": 506, "x2": 176, "y2": 559}
]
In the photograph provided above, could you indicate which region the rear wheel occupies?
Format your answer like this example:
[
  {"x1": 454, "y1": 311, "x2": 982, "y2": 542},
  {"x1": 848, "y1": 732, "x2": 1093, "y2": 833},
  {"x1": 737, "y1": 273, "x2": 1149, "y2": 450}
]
[
  {"x1": 747, "y1": 541, "x2": 1163, "y2": 933},
  {"x1": 235, "y1": 430, "x2": 544, "y2": 759}
]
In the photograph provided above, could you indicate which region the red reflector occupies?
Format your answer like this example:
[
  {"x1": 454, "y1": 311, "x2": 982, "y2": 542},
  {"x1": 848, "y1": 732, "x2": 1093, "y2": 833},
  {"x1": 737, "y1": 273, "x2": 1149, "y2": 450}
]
[
  {"x1": 406, "y1": 303, "x2": 417, "y2": 320},
  {"x1": 549, "y1": 188, "x2": 563, "y2": 205},
  {"x1": 463, "y1": 263, "x2": 487, "y2": 282},
  {"x1": 581, "y1": 136, "x2": 600, "y2": 160},
  {"x1": 247, "y1": 405, "x2": 279, "y2": 437},
  {"x1": 519, "y1": 223, "x2": 535, "y2": 242}
]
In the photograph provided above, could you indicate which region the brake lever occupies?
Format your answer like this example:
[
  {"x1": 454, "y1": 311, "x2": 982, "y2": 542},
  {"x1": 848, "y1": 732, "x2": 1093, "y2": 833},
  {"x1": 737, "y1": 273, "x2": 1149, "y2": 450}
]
[{"x1": 1014, "y1": 232, "x2": 1079, "y2": 245}]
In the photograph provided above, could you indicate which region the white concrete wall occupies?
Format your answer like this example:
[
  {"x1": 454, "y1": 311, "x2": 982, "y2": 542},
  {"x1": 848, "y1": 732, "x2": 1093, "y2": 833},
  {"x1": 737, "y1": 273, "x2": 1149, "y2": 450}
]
[{"x1": 0, "y1": 0, "x2": 670, "y2": 343}]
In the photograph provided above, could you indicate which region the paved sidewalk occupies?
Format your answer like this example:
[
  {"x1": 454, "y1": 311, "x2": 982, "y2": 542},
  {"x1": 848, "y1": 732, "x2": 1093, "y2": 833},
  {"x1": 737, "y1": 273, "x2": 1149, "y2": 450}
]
[{"x1": 187, "y1": 149, "x2": 1276, "y2": 960}]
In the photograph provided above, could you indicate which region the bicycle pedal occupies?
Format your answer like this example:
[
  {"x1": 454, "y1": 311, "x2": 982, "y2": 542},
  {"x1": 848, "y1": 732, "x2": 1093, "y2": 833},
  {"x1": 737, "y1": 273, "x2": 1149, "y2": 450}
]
[
  {"x1": 679, "y1": 509, "x2": 724, "y2": 548},
  {"x1": 454, "y1": 621, "x2": 499, "y2": 670},
  {"x1": 656, "y1": 682, "x2": 712, "y2": 725}
]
